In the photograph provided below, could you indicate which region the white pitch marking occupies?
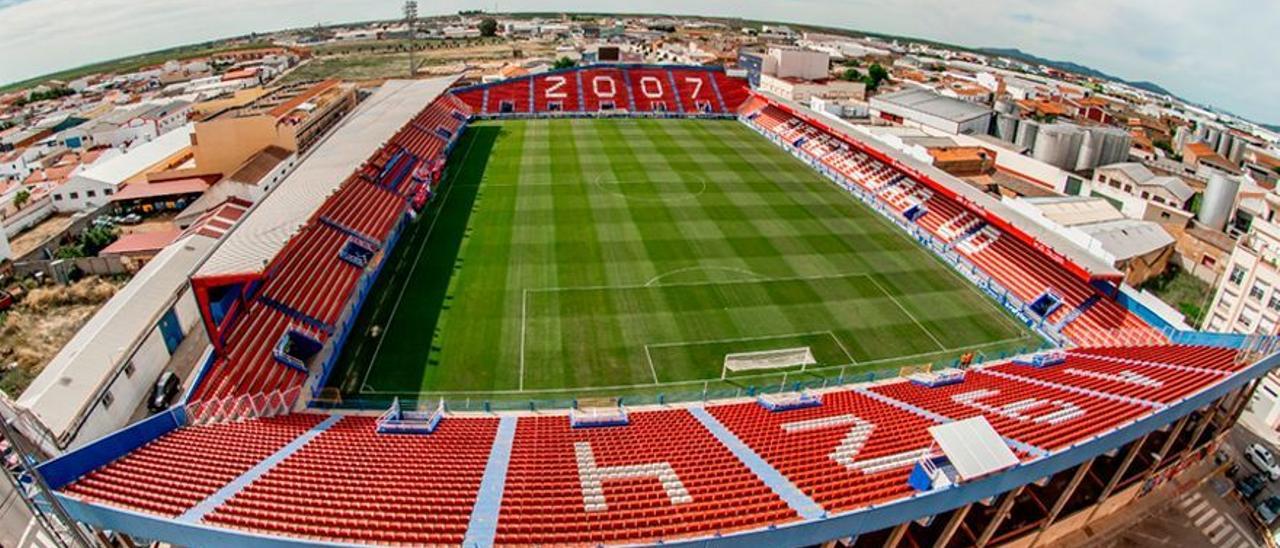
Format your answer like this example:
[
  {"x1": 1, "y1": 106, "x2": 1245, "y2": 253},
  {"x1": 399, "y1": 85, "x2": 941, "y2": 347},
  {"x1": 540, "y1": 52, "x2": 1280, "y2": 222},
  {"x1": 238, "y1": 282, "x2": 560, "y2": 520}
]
[
  {"x1": 865, "y1": 275, "x2": 947, "y2": 351},
  {"x1": 361, "y1": 132, "x2": 480, "y2": 390}
]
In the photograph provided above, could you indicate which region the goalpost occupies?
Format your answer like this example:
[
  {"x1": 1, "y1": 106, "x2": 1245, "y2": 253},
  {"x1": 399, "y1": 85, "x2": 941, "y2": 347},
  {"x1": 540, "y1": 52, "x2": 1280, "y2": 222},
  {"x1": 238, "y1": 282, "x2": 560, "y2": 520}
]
[{"x1": 721, "y1": 346, "x2": 817, "y2": 380}]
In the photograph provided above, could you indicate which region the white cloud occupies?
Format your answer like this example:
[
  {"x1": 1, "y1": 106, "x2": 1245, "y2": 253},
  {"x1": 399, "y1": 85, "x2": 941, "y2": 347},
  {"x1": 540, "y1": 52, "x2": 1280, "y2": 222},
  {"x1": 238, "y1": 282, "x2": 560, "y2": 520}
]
[{"x1": 0, "y1": 0, "x2": 1275, "y2": 121}]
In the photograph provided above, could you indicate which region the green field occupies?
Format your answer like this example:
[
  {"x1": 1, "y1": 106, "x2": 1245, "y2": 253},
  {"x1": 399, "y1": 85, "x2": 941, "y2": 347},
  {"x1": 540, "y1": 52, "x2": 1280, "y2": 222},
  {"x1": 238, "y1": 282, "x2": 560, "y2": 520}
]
[{"x1": 325, "y1": 118, "x2": 1039, "y2": 402}]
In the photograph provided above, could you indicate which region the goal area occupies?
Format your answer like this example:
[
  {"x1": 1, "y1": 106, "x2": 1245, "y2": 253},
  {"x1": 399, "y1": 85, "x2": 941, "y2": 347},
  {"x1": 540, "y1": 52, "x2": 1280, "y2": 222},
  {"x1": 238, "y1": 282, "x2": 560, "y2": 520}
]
[{"x1": 721, "y1": 346, "x2": 816, "y2": 379}]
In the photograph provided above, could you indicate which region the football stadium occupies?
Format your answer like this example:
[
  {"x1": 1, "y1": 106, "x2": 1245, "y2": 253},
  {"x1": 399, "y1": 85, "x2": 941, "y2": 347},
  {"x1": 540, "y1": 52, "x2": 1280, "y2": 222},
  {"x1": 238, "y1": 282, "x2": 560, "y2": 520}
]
[{"x1": 27, "y1": 65, "x2": 1280, "y2": 547}]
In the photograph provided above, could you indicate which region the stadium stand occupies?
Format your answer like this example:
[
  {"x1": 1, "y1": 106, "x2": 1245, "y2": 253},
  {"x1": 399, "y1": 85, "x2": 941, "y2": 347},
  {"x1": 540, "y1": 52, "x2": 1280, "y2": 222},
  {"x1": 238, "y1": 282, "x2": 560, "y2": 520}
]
[
  {"x1": 533, "y1": 71, "x2": 582, "y2": 113},
  {"x1": 497, "y1": 410, "x2": 797, "y2": 544},
  {"x1": 708, "y1": 390, "x2": 940, "y2": 513},
  {"x1": 452, "y1": 66, "x2": 749, "y2": 117},
  {"x1": 60, "y1": 414, "x2": 328, "y2": 516},
  {"x1": 737, "y1": 97, "x2": 1162, "y2": 347},
  {"x1": 204, "y1": 415, "x2": 498, "y2": 544},
  {"x1": 579, "y1": 66, "x2": 632, "y2": 112},
  {"x1": 869, "y1": 370, "x2": 1150, "y2": 451},
  {"x1": 628, "y1": 68, "x2": 680, "y2": 113},
  {"x1": 48, "y1": 343, "x2": 1267, "y2": 546},
  {"x1": 32, "y1": 68, "x2": 1280, "y2": 548}
]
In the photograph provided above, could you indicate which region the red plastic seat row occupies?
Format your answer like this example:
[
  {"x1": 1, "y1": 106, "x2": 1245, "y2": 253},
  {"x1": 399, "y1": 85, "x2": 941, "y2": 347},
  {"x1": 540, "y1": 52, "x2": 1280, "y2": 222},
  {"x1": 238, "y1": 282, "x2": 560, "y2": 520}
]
[{"x1": 61, "y1": 414, "x2": 327, "y2": 516}]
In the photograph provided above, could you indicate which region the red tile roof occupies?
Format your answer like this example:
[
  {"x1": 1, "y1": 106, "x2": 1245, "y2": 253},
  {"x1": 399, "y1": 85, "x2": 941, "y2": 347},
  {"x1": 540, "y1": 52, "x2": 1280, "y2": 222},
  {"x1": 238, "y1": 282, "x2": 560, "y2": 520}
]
[
  {"x1": 100, "y1": 228, "x2": 182, "y2": 255},
  {"x1": 110, "y1": 177, "x2": 209, "y2": 201}
]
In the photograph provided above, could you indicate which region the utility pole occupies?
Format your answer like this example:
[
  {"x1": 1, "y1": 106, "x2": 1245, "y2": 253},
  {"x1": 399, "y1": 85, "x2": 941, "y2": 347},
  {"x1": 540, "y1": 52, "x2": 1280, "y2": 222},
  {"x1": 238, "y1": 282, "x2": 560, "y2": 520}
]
[{"x1": 404, "y1": 0, "x2": 418, "y2": 77}]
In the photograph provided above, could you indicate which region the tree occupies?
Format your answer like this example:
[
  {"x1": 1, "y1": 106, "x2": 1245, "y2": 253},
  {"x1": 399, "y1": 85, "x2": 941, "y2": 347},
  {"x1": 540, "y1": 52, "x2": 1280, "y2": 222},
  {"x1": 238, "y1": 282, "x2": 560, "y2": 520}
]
[
  {"x1": 12, "y1": 189, "x2": 30, "y2": 210},
  {"x1": 553, "y1": 57, "x2": 576, "y2": 70},
  {"x1": 838, "y1": 68, "x2": 862, "y2": 82},
  {"x1": 863, "y1": 63, "x2": 890, "y2": 92},
  {"x1": 478, "y1": 18, "x2": 498, "y2": 37},
  {"x1": 80, "y1": 225, "x2": 119, "y2": 256}
]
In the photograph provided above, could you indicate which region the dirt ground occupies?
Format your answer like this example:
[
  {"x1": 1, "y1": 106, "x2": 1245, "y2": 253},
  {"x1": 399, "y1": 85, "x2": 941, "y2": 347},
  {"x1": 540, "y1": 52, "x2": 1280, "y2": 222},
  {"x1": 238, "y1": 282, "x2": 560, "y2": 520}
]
[
  {"x1": 0, "y1": 276, "x2": 126, "y2": 396},
  {"x1": 6, "y1": 213, "x2": 75, "y2": 258},
  {"x1": 118, "y1": 213, "x2": 178, "y2": 236}
]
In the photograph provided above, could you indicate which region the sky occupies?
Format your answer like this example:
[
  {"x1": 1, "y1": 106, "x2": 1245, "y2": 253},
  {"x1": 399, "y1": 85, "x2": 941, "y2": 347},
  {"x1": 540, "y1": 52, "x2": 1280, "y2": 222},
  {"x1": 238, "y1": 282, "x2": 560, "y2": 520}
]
[{"x1": 0, "y1": 0, "x2": 1275, "y2": 123}]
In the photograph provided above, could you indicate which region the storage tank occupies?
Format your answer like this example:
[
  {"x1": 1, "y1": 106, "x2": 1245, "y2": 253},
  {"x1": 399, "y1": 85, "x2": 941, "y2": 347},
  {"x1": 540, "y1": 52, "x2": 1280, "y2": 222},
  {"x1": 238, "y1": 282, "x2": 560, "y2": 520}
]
[
  {"x1": 994, "y1": 114, "x2": 1019, "y2": 142},
  {"x1": 1015, "y1": 119, "x2": 1039, "y2": 151},
  {"x1": 1094, "y1": 127, "x2": 1132, "y2": 168},
  {"x1": 1198, "y1": 173, "x2": 1241, "y2": 231},
  {"x1": 1032, "y1": 123, "x2": 1085, "y2": 170},
  {"x1": 994, "y1": 99, "x2": 1017, "y2": 116}
]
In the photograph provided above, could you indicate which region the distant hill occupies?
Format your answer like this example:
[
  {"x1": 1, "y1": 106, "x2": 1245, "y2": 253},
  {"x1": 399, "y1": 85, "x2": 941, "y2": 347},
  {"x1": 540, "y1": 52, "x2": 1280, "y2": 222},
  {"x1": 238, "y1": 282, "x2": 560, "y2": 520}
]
[
  {"x1": 1263, "y1": 124, "x2": 1280, "y2": 134},
  {"x1": 979, "y1": 47, "x2": 1177, "y2": 97}
]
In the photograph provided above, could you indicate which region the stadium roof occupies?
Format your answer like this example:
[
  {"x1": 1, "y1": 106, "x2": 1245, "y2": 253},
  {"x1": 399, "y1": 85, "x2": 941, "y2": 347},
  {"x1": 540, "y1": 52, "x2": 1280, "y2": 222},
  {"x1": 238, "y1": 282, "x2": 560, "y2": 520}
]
[
  {"x1": 872, "y1": 88, "x2": 992, "y2": 123},
  {"x1": 195, "y1": 76, "x2": 457, "y2": 278},
  {"x1": 774, "y1": 93, "x2": 1122, "y2": 279}
]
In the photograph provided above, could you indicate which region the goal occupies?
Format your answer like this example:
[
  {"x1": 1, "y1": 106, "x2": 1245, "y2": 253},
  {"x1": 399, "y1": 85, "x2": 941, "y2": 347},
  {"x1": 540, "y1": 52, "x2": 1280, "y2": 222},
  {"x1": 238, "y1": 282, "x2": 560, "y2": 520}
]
[{"x1": 721, "y1": 347, "x2": 816, "y2": 379}]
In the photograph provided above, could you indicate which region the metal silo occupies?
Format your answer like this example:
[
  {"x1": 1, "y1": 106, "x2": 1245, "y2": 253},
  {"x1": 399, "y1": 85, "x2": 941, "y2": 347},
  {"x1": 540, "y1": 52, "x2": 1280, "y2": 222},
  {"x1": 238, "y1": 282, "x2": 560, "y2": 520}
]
[
  {"x1": 994, "y1": 114, "x2": 1019, "y2": 142},
  {"x1": 1198, "y1": 173, "x2": 1241, "y2": 231},
  {"x1": 1015, "y1": 119, "x2": 1039, "y2": 151},
  {"x1": 1033, "y1": 123, "x2": 1084, "y2": 170}
]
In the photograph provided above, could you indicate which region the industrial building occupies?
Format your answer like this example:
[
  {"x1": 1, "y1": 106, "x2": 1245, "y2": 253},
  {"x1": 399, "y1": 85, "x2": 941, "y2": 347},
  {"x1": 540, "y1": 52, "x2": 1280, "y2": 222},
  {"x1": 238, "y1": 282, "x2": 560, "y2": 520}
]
[
  {"x1": 869, "y1": 88, "x2": 993, "y2": 135},
  {"x1": 1090, "y1": 163, "x2": 1195, "y2": 226},
  {"x1": 1004, "y1": 196, "x2": 1176, "y2": 285}
]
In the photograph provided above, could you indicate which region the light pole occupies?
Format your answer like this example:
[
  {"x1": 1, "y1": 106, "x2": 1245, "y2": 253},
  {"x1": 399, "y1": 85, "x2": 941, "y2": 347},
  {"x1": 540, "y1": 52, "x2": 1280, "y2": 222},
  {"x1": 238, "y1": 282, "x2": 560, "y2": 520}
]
[{"x1": 404, "y1": 0, "x2": 418, "y2": 77}]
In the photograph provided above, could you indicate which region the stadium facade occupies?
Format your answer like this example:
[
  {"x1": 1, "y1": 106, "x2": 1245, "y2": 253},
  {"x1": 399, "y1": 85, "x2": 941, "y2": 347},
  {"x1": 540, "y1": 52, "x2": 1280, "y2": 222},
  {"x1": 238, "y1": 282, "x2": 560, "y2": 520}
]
[{"x1": 18, "y1": 65, "x2": 1280, "y2": 547}]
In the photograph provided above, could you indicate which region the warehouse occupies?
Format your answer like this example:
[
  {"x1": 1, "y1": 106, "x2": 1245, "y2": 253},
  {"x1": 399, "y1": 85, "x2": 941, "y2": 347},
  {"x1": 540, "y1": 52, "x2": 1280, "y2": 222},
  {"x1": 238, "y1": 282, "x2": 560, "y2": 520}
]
[{"x1": 870, "y1": 88, "x2": 993, "y2": 135}]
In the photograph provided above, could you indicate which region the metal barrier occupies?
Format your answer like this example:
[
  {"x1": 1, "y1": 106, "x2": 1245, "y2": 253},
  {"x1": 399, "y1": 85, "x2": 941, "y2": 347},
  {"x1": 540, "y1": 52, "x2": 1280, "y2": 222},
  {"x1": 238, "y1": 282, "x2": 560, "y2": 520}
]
[{"x1": 185, "y1": 386, "x2": 301, "y2": 425}]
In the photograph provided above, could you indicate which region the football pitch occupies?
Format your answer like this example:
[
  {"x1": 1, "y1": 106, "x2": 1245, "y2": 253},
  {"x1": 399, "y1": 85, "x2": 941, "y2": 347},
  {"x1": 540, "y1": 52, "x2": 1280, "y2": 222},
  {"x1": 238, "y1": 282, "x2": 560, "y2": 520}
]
[{"x1": 326, "y1": 118, "x2": 1040, "y2": 401}]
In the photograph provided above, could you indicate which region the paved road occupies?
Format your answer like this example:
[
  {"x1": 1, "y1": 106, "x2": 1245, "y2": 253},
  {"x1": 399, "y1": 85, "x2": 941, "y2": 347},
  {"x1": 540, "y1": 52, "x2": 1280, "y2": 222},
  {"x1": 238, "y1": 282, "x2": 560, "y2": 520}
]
[{"x1": 1100, "y1": 479, "x2": 1262, "y2": 547}]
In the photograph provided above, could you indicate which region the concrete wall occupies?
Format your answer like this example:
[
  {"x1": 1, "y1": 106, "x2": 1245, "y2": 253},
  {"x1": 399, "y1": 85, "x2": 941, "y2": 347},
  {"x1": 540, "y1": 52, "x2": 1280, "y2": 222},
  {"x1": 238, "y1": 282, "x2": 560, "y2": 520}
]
[
  {"x1": 13, "y1": 256, "x2": 129, "y2": 282},
  {"x1": 62, "y1": 288, "x2": 200, "y2": 450}
]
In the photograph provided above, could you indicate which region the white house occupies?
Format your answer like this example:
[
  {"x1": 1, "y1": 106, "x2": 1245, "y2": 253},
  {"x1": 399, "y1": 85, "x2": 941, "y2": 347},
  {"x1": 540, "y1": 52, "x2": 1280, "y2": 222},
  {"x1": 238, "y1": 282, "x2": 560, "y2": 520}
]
[{"x1": 55, "y1": 123, "x2": 193, "y2": 212}]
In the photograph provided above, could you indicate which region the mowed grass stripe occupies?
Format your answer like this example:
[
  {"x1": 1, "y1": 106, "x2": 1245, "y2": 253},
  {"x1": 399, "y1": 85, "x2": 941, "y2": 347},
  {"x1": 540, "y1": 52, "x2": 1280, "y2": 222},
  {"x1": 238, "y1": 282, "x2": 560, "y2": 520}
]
[
  {"x1": 640, "y1": 121, "x2": 867, "y2": 366},
  {"x1": 329, "y1": 118, "x2": 1039, "y2": 400}
]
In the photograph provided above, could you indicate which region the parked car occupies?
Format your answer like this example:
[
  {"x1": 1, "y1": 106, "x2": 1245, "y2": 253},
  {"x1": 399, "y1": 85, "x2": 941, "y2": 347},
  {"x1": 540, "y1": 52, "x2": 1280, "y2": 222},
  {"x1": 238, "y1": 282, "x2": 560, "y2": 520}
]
[
  {"x1": 148, "y1": 371, "x2": 181, "y2": 413},
  {"x1": 119, "y1": 213, "x2": 143, "y2": 225},
  {"x1": 1257, "y1": 496, "x2": 1280, "y2": 525},
  {"x1": 1246, "y1": 443, "x2": 1280, "y2": 481},
  {"x1": 1237, "y1": 472, "x2": 1269, "y2": 500}
]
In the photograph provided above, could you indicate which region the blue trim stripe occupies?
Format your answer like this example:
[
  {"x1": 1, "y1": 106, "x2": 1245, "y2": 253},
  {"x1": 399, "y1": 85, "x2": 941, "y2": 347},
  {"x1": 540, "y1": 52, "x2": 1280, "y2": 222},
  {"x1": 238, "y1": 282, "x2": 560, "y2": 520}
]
[
  {"x1": 178, "y1": 415, "x2": 342, "y2": 523},
  {"x1": 689, "y1": 407, "x2": 826, "y2": 520},
  {"x1": 464, "y1": 416, "x2": 518, "y2": 547}
]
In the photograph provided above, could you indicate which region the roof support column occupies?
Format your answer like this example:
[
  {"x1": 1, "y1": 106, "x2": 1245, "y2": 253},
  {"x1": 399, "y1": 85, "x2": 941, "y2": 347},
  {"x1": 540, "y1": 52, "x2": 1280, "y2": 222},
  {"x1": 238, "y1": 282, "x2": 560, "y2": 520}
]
[
  {"x1": 976, "y1": 485, "x2": 1024, "y2": 548},
  {"x1": 933, "y1": 503, "x2": 972, "y2": 548},
  {"x1": 1222, "y1": 378, "x2": 1261, "y2": 429},
  {"x1": 1084, "y1": 431, "x2": 1148, "y2": 525},
  {"x1": 1184, "y1": 405, "x2": 1219, "y2": 455},
  {"x1": 1136, "y1": 414, "x2": 1191, "y2": 487},
  {"x1": 1031, "y1": 457, "x2": 1094, "y2": 546},
  {"x1": 884, "y1": 521, "x2": 910, "y2": 548}
]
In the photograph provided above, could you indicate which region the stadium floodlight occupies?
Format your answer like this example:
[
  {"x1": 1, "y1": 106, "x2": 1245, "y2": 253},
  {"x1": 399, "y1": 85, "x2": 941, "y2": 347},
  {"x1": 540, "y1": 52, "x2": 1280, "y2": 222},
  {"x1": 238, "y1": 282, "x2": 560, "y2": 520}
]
[{"x1": 404, "y1": 0, "x2": 418, "y2": 77}]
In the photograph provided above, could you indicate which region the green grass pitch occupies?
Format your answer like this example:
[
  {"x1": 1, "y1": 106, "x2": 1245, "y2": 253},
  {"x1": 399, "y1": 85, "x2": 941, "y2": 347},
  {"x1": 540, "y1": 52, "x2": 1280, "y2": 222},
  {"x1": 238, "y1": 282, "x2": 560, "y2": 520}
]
[{"x1": 325, "y1": 118, "x2": 1040, "y2": 402}]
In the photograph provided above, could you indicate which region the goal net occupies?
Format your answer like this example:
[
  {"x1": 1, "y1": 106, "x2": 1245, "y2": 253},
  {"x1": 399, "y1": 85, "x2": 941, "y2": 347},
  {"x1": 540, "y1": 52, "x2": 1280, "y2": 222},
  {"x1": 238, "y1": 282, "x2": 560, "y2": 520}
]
[{"x1": 722, "y1": 347, "x2": 816, "y2": 379}]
